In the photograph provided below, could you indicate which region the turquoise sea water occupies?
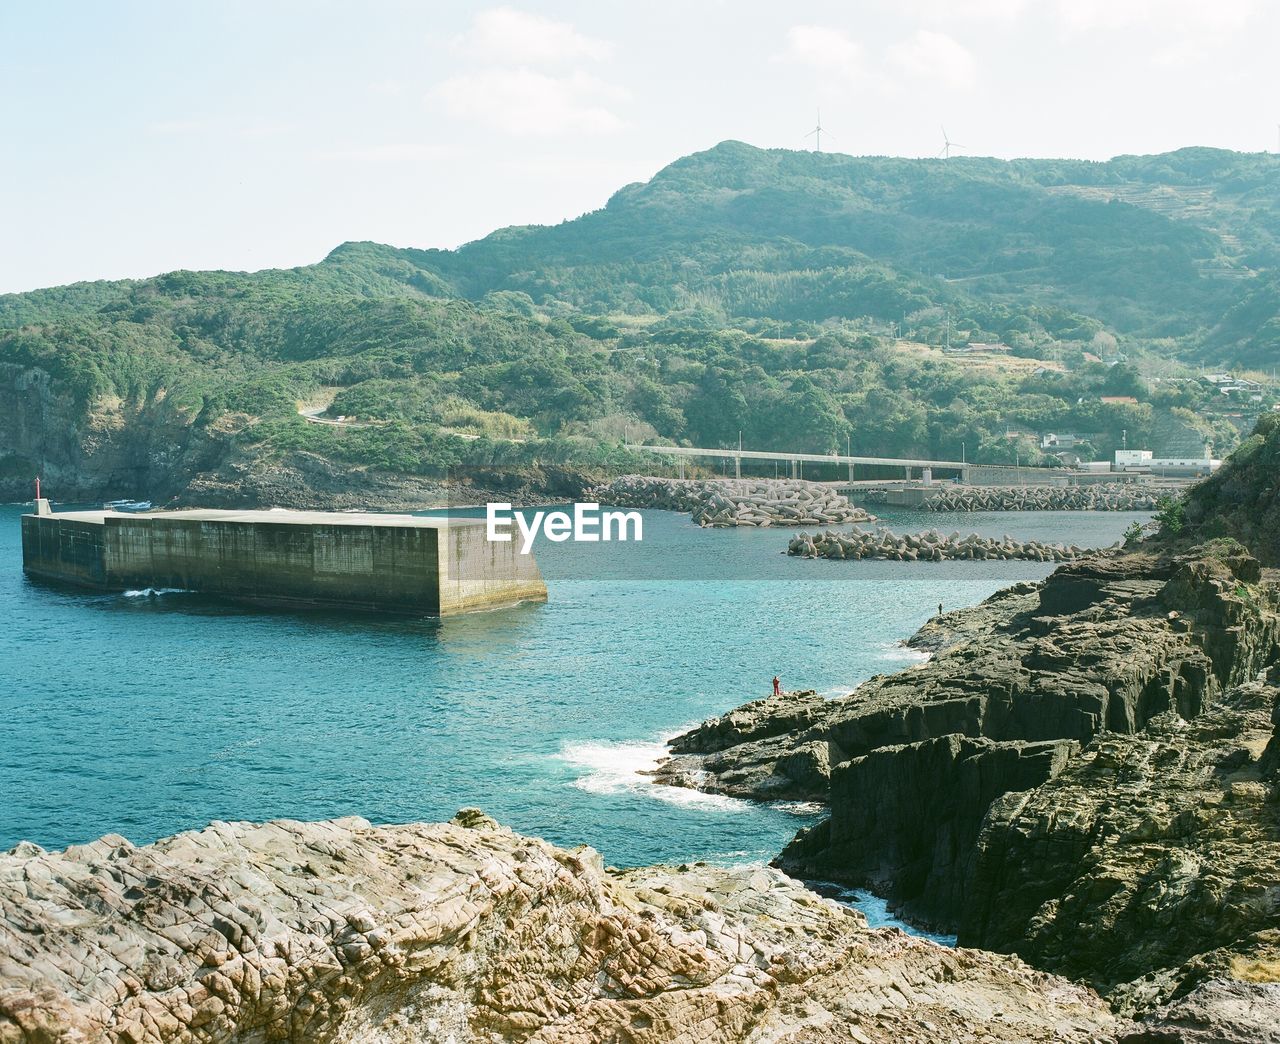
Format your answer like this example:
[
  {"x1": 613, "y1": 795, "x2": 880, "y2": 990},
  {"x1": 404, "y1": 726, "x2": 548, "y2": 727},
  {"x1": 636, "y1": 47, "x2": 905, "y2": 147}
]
[{"x1": 0, "y1": 504, "x2": 1144, "y2": 887}]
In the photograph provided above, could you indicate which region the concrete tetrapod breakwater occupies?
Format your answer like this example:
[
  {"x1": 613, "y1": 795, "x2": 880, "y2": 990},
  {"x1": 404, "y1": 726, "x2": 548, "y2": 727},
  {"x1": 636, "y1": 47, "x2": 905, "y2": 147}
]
[
  {"x1": 589, "y1": 475, "x2": 875, "y2": 527},
  {"x1": 787, "y1": 525, "x2": 1094, "y2": 563},
  {"x1": 914, "y1": 484, "x2": 1161, "y2": 512},
  {"x1": 20, "y1": 506, "x2": 546, "y2": 614}
]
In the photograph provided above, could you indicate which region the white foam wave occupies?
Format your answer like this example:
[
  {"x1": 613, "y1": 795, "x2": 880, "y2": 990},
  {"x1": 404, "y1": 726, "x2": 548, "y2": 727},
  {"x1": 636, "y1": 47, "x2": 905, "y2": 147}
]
[
  {"x1": 122, "y1": 587, "x2": 189, "y2": 598},
  {"x1": 771, "y1": 800, "x2": 826, "y2": 816},
  {"x1": 555, "y1": 739, "x2": 749, "y2": 812},
  {"x1": 876, "y1": 642, "x2": 930, "y2": 664}
]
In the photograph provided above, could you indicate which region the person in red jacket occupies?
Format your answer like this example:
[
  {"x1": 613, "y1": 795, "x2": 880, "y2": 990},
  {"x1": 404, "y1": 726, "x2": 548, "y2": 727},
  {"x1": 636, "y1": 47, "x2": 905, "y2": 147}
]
[{"x1": 772, "y1": 675, "x2": 782, "y2": 697}]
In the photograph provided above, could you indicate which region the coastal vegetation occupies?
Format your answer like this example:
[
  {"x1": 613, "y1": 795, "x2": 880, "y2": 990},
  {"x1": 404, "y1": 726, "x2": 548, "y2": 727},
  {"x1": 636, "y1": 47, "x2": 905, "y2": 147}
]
[{"x1": 1, "y1": 142, "x2": 1275, "y2": 502}]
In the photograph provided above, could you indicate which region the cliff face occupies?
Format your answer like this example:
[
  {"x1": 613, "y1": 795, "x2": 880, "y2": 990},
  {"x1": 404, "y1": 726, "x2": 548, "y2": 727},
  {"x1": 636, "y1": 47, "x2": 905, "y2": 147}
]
[
  {"x1": 0, "y1": 812, "x2": 1121, "y2": 1044},
  {"x1": 0, "y1": 363, "x2": 231, "y2": 504},
  {"x1": 655, "y1": 540, "x2": 1280, "y2": 1017},
  {"x1": 965, "y1": 678, "x2": 1280, "y2": 1016},
  {"x1": 658, "y1": 544, "x2": 1280, "y2": 810},
  {"x1": 0, "y1": 364, "x2": 588, "y2": 510}
]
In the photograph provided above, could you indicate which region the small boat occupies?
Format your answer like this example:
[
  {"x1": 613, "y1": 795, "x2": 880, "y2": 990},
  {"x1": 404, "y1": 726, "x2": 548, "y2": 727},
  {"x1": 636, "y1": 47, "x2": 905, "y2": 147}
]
[{"x1": 104, "y1": 499, "x2": 153, "y2": 513}]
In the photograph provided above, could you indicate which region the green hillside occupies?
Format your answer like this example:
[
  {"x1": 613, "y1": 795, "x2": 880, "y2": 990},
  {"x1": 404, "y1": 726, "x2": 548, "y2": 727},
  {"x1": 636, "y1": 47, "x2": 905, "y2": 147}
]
[{"x1": 0, "y1": 142, "x2": 1275, "y2": 504}]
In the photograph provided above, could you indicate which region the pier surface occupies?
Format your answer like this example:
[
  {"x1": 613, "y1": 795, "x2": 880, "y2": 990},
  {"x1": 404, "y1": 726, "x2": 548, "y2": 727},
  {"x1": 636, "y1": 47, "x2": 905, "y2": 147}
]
[{"x1": 21, "y1": 508, "x2": 546, "y2": 615}]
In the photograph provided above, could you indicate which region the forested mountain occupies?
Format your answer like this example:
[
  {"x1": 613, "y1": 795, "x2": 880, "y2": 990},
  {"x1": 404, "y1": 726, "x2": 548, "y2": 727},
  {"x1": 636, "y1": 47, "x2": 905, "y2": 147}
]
[{"x1": 1, "y1": 142, "x2": 1276, "y2": 504}]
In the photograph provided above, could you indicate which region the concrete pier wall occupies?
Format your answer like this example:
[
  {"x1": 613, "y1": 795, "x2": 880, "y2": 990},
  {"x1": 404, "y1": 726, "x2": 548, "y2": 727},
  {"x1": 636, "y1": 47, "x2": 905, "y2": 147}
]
[{"x1": 21, "y1": 509, "x2": 546, "y2": 615}]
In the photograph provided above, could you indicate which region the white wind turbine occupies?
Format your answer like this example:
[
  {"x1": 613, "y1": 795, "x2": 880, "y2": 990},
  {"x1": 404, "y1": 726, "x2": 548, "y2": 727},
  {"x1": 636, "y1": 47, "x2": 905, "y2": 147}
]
[
  {"x1": 939, "y1": 125, "x2": 965, "y2": 159},
  {"x1": 806, "y1": 110, "x2": 831, "y2": 153}
]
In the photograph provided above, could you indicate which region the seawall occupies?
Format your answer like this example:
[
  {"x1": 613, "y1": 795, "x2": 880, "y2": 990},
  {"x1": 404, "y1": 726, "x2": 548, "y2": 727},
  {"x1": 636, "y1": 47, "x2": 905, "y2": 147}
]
[{"x1": 20, "y1": 508, "x2": 546, "y2": 615}]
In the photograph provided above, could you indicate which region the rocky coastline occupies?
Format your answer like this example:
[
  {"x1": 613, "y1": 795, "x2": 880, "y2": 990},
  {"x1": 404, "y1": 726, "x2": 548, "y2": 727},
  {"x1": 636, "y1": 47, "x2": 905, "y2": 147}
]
[
  {"x1": 588, "y1": 476, "x2": 875, "y2": 528},
  {"x1": 0, "y1": 812, "x2": 1123, "y2": 1043},
  {"x1": 652, "y1": 534, "x2": 1280, "y2": 1032},
  {"x1": 5, "y1": 427, "x2": 1279, "y2": 1042}
]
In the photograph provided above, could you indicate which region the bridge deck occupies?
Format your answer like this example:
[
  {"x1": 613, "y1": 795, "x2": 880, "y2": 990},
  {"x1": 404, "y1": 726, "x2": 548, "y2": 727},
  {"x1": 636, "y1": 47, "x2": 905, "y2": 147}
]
[{"x1": 623, "y1": 444, "x2": 1064, "y2": 476}]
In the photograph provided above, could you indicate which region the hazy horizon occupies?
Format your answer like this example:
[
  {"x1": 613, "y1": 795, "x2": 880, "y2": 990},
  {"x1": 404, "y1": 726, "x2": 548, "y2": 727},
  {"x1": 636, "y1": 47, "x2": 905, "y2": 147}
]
[{"x1": 4, "y1": 0, "x2": 1279, "y2": 294}]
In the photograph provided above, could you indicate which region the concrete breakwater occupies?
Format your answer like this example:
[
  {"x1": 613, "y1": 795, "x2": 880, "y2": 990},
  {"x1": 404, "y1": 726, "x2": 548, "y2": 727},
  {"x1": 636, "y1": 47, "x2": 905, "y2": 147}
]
[
  {"x1": 21, "y1": 506, "x2": 546, "y2": 614},
  {"x1": 589, "y1": 475, "x2": 875, "y2": 527},
  {"x1": 787, "y1": 526, "x2": 1090, "y2": 563},
  {"x1": 907, "y1": 484, "x2": 1160, "y2": 512}
]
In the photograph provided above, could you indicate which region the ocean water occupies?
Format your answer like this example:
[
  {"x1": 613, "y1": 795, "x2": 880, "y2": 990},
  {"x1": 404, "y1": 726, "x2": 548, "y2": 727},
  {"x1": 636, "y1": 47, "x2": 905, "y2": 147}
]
[{"x1": 0, "y1": 503, "x2": 1144, "y2": 904}]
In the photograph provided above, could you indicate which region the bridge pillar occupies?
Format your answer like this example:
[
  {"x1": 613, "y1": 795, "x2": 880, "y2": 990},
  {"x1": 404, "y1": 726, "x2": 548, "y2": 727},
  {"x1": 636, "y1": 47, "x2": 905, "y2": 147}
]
[
  {"x1": 677, "y1": 459, "x2": 686, "y2": 480},
  {"x1": 922, "y1": 467, "x2": 932, "y2": 486},
  {"x1": 904, "y1": 466, "x2": 912, "y2": 481},
  {"x1": 734, "y1": 453, "x2": 741, "y2": 479}
]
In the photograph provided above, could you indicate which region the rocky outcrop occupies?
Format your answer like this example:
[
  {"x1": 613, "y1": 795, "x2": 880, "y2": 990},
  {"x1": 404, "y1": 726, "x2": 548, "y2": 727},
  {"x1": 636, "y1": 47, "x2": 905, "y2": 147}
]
[
  {"x1": 654, "y1": 540, "x2": 1280, "y2": 1021},
  {"x1": 1183, "y1": 413, "x2": 1280, "y2": 567},
  {"x1": 918, "y1": 484, "x2": 1160, "y2": 512},
  {"x1": 177, "y1": 451, "x2": 576, "y2": 512},
  {"x1": 782, "y1": 736, "x2": 1080, "y2": 930},
  {"x1": 0, "y1": 812, "x2": 1123, "y2": 1044},
  {"x1": 787, "y1": 526, "x2": 1090, "y2": 563},
  {"x1": 906, "y1": 582, "x2": 1041, "y2": 655},
  {"x1": 1119, "y1": 979, "x2": 1280, "y2": 1044},
  {"x1": 588, "y1": 476, "x2": 875, "y2": 527},
  {"x1": 0, "y1": 362, "x2": 234, "y2": 504},
  {"x1": 657, "y1": 544, "x2": 1280, "y2": 807},
  {"x1": 964, "y1": 678, "x2": 1280, "y2": 1015},
  {"x1": 0, "y1": 363, "x2": 591, "y2": 511}
]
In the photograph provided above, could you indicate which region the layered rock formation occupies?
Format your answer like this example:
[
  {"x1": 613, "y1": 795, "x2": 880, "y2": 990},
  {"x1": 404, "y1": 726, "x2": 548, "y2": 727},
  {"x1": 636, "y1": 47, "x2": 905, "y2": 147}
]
[
  {"x1": 0, "y1": 811, "x2": 1123, "y2": 1043},
  {"x1": 587, "y1": 476, "x2": 874, "y2": 527},
  {"x1": 654, "y1": 538, "x2": 1280, "y2": 1025},
  {"x1": 965, "y1": 678, "x2": 1280, "y2": 1016},
  {"x1": 659, "y1": 542, "x2": 1278, "y2": 805}
]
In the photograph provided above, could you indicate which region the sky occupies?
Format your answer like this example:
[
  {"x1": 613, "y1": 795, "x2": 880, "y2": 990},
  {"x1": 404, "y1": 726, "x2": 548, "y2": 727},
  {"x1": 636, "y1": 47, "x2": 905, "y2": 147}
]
[{"x1": 2, "y1": 0, "x2": 1279, "y2": 294}]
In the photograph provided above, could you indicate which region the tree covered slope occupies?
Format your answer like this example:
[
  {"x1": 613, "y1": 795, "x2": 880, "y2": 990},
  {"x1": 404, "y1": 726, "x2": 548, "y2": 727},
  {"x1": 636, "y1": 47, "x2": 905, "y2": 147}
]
[{"x1": 0, "y1": 142, "x2": 1275, "y2": 504}]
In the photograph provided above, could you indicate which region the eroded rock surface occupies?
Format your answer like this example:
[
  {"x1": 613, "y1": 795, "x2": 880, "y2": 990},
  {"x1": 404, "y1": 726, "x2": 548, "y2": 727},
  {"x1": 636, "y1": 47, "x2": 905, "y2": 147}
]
[
  {"x1": 657, "y1": 544, "x2": 1279, "y2": 808},
  {"x1": 0, "y1": 813, "x2": 1121, "y2": 1043},
  {"x1": 966, "y1": 679, "x2": 1280, "y2": 1015},
  {"x1": 653, "y1": 540, "x2": 1280, "y2": 1028}
]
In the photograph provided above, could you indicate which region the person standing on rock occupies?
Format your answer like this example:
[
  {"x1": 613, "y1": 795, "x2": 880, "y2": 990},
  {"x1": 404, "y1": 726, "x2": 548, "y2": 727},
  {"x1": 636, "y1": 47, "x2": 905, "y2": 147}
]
[
  {"x1": 772, "y1": 675, "x2": 782, "y2": 698},
  {"x1": 938, "y1": 602, "x2": 944, "y2": 617}
]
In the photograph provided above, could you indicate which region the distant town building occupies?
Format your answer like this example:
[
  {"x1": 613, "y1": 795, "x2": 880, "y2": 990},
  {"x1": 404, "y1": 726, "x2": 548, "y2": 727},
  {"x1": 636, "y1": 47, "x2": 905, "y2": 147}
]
[
  {"x1": 1114, "y1": 449, "x2": 1154, "y2": 467},
  {"x1": 1099, "y1": 395, "x2": 1139, "y2": 405},
  {"x1": 1202, "y1": 372, "x2": 1264, "y2": 396},
  {"x1": 1114, "y1": 448, "x2": 1219, "y2": 476}
]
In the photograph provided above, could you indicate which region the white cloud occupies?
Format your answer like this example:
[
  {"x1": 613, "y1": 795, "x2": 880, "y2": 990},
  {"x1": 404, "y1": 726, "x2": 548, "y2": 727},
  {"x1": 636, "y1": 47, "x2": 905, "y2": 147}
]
[
  {"x1": 773, "y1": 24, "x2": 866, "y2": 80},
  {"x1": 888, "y1": 30, "x2": 977, "y2": 90},
  {"x1": 431, "y1": 69, "x2": 625, "y2": 137},
  {"x1": 453, "y1": 6, "x2": 612, "y2": 65}
]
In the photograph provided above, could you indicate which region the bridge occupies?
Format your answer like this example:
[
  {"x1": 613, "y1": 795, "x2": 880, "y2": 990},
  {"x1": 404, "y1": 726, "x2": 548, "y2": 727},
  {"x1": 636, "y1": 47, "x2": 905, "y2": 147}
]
[{"x1": 623, "y1": 443, "x2": 1070, "y2": 485}]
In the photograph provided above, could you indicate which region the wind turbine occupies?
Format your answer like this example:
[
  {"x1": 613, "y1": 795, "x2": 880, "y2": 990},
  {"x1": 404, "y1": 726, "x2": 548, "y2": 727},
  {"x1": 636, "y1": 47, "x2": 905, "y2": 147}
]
[
  {"x1": 938, "y1": 125, "x2": 965, "y2": 159},
  {"x1": 806, "y1": 110, "x2": 830, "y2": 153}
]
